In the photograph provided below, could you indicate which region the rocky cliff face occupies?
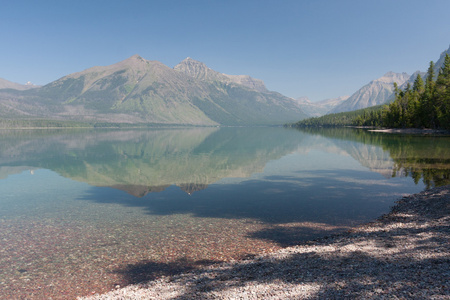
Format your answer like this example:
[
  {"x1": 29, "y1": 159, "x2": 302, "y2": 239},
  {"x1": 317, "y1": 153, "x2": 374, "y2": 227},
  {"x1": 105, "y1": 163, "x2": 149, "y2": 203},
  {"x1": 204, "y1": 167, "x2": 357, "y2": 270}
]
[
  {"x1": 330, "y1": 72, "x2": 410, "y2": 113},
  {"x1": 173, "y1": 57, "x2": 226, "y2": 82},
  {"x1": 174, "y1": 57, "x2": 267, "y2": 92},
  {"x1": 435, "y1": 45, "x2": 450, "y2": 72}
]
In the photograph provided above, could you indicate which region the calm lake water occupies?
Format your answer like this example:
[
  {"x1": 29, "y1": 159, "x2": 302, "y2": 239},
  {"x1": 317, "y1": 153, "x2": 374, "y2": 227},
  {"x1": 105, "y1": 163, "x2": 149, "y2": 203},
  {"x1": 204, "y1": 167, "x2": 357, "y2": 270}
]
[{"x1": 1, "y1": 127, "x2": 449, "y2": 299}]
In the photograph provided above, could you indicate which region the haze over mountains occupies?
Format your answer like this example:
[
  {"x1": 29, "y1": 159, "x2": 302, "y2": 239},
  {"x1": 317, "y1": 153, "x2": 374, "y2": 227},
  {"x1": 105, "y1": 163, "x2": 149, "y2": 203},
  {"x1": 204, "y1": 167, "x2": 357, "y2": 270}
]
[
  {"x1": 0, "y1": 55, "x2": 307, "y2": 126},
  {"x1": 329, "y1": 72, "x2": 410, "y2": 114},
  {"x1": 294, "y1": 96, "x2": 350, "y2": 117}
]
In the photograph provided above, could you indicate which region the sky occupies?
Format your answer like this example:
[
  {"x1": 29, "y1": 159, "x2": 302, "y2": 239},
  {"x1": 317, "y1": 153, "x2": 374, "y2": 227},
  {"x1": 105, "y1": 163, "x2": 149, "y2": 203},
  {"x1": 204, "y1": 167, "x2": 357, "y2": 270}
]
[{"x1": 1, "y1": 0, "x2": 450, "y2": 102}]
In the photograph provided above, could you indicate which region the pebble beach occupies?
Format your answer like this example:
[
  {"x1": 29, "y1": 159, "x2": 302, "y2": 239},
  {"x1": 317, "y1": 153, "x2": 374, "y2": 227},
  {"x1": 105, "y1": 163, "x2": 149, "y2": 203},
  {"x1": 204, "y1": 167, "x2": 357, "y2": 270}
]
[{"x1": 80, "y1": 185, "x2": 450, "y2": 299}]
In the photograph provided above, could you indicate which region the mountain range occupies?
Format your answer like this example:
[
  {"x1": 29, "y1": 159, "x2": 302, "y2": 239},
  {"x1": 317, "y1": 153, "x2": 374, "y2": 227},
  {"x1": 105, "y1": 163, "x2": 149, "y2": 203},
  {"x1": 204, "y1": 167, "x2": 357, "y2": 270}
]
[
  {"x1": 0, "y1": 55, "x2": 308, "y2": 126},
  {"x1": 1, "y1": 45, "x2": 449, "y2": 124}
]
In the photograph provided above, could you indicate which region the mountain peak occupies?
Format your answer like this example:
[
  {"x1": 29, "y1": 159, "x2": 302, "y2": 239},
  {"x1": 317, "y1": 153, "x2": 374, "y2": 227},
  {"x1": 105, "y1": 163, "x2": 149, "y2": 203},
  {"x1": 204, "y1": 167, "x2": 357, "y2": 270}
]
[
  {"x1": 177, "y1": 57, "x2": 208, "y2": 68},
  {"x1": 376, "y1": 72, "x2": 410, "y2": 84},
  {"x1": 174, "y1": 57, "x2": 218, "y2": 81},
  {"x1": 123, "y1": 54, "x2": 146, "y2": 63},
  {"x1": 174, "y1": 58, "x2": 267, "y2": 92},
  {"x1": 112, "y1": 54, "x2": 167, "y2": 71},
  {"x1": 130, "y1": 54, "x2": 142, "y2": 59},
  {"x1": 182, "y1": 57, "x2": 196, "y2": 62}
]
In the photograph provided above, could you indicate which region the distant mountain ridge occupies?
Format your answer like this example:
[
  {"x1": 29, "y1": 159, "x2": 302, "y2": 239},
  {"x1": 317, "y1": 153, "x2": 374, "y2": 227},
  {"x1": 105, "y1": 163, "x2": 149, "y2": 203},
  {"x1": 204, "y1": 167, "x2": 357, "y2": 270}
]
[
  {"x1": 0, "y1": 55, "x2": 308, "y2": 125},
  {"x1": 330, "y1": 72, "x2": 410, "y2": 113},
  {"x1": 295, "y1": 96, "x2": 350, "y2": 117},
  {"x1": 0, "y1": 78, "x2": 38, "y2": 90},
  {"x1": 294, "y1": 96, "x2": 350, "y2": 117}
]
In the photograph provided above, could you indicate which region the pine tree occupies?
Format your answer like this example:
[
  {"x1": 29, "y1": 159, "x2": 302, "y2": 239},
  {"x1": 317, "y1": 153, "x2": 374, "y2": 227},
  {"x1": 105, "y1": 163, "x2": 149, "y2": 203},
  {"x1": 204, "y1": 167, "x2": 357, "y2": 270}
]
[
  {"x1": 409, "y1": 74, "x2": 424, "y2": 127},
  {"x1": 426, "y1": 61, "x2": 436, "y2": 86},
  {"x1": 413, "y1": 74, "x2": 424, "y2": 94},
  {"x1": 423, "y1": 61, "x2": 437, "y2": 128},
  {"x1": 435, "y1": 54, "x2": 450, "y2": 129}
]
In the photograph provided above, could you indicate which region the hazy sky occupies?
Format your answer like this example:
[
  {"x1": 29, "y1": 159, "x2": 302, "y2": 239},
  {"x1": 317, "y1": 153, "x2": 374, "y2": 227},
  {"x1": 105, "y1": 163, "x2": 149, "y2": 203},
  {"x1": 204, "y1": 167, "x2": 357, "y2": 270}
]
[{"x1": 1, "y1": 0, "x2": 449, "y2": 101}]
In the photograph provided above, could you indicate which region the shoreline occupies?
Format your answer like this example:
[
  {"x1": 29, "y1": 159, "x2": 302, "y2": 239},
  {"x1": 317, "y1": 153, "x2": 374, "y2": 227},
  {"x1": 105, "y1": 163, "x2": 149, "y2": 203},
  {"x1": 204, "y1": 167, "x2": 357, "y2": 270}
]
[
  {"x1": 368, "y1": 128, "x2": 450, "y2": 134},
  {"x1": 80, "y1": 185, "x2": 450, "y2": 299}
]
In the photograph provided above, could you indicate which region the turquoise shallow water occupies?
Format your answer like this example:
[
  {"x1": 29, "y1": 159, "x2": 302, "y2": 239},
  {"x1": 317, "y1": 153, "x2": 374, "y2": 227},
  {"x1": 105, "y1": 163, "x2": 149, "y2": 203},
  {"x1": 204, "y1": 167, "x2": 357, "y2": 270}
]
[{"x1": 0, "y1": 127, "x2": 448, "y2": 299}]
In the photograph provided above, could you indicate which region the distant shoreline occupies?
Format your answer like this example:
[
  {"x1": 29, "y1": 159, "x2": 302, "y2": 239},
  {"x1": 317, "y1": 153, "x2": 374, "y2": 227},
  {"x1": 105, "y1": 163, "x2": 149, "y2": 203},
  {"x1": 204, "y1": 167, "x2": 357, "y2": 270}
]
[{"x1": 368, "y1": 128, "x2": 450, "y2": 134}]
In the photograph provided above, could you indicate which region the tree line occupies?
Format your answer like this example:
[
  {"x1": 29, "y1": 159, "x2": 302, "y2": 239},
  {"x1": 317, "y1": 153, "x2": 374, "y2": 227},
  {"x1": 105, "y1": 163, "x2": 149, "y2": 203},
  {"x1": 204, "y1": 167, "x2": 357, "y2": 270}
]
[
  {"x1": 0, "y1": 119, "x2": 183, "y2": 129},
  {"x1": 290, "y1": 54, "x2": 450, "y2": 130},
  {"x1": 0, "y1": 119, "x2": 89, "y2": 129}
]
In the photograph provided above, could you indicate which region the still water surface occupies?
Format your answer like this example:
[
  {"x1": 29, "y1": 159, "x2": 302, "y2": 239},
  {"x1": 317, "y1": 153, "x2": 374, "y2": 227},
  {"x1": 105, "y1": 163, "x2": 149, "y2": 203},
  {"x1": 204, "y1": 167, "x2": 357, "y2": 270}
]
[{"x1": 0, "y1": 127, "x2": 449, "y2": 298}]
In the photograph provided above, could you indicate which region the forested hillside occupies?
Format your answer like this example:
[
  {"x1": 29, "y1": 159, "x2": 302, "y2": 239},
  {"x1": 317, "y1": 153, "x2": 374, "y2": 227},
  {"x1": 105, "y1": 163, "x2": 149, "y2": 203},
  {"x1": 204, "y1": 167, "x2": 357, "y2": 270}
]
[
  {"x1": 383, "y1": 55, "x2": 450, "y2": 129},
  {"x1": 290, "y1": 54, "x2": 450, "y2": 130}
]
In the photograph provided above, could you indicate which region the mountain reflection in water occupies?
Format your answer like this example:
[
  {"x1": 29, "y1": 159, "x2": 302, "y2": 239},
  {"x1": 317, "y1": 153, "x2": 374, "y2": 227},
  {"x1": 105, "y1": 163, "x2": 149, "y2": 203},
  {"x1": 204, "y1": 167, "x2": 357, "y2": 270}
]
[
  {"x1": 0, "y1": 127, "x2": 307, "y2": 195},
  {"x1": 1, "y1": 127, "x2": 449, "y2": 193}
]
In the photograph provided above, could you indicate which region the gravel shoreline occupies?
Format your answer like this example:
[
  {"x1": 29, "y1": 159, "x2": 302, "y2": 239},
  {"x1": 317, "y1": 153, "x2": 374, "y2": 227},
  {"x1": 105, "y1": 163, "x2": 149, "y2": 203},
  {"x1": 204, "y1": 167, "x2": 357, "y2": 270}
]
[{"x1": 80, "y1": 186, "x2": 450, "y2": 299}]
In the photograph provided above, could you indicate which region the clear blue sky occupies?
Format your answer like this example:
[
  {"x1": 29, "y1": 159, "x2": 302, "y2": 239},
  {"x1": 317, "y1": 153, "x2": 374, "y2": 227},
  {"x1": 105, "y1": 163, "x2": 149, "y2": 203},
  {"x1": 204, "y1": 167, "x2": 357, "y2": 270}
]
[{"x1": 1, "y1": 0, "x2": 449, "y2": 102}]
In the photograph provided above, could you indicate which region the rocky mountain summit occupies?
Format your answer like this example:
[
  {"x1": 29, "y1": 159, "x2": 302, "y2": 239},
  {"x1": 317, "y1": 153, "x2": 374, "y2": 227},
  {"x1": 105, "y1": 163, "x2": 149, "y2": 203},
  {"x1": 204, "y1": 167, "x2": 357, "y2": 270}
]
[{"x1": 174, "y1": 57, "x2": 267, "y2": 92}]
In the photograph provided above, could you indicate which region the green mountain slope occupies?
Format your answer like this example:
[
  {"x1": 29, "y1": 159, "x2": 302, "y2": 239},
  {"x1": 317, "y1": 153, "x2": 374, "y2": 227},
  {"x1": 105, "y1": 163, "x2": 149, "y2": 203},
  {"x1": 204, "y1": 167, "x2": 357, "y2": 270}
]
[{"x1": 0, "y1": 55, "x2": 308, "y2": 125}]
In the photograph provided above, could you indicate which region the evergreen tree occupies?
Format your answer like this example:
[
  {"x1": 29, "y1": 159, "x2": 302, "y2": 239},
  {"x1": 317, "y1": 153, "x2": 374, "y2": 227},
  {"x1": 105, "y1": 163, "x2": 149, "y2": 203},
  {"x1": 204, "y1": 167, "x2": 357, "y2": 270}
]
[
  {"x1": 413, "y1": 74, "x2": 424, "y2": 94},
  {"x1": 423, "y1": 61, "x2": 437, "y2": 127},
  {"x1": 426, "y1": 61, "x2": 436, "y2": 86},
  {"x1": 435, "y1": 54, "x2": 450, "y2": 129},
  {"x1": 410, "y1": 74, "x2": 424, "y2": 127}
]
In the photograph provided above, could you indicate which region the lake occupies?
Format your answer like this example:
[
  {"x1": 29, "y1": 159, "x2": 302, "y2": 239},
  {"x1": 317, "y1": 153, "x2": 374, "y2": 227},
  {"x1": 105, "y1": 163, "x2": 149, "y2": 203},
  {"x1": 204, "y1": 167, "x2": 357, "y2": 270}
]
[{"x1": 1, "y1": 127, "x2": 449, "y2": 299}]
